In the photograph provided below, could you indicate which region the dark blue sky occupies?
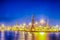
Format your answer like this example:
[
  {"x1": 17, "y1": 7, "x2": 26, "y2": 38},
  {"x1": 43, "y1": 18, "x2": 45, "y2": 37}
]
[{"x1": 0, "y1": 0, "x2": 60, "y2": 25}]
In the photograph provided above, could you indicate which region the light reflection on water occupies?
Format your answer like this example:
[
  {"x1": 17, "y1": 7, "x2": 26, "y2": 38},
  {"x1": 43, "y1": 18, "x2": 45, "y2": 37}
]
[{"x1": 0, "y1": 31, "x2": 60, "y2": 40}]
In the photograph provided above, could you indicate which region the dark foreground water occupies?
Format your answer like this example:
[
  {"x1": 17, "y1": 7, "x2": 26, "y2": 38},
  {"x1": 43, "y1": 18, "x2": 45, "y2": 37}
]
[{"x1": 0, "y1": 31, "x2": 60, "y2": 40}]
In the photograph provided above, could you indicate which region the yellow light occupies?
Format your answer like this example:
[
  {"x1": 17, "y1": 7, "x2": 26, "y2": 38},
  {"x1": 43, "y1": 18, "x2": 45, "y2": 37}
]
[
  {"x1": 28, "y1": 32, "x2": 32, "y2": 36},
  {"x1": 40, "y1": 19, "x2": 45, "y2": 24},
  {"x1": 39, "y1": 32, "x2": 47, "y2": 40},
  {"x1": 34, "y1": 32, "x2": 47, "y2": 40},
  {"x1": 7, "y1": 27, "x2": 11, "y2": 31},
  {"x1": 32, "y1": 28, "x2": 35, "y2": 31}
]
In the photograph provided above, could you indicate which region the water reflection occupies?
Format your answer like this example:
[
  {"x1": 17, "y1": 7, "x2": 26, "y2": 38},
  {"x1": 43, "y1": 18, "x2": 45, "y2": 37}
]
[
  {"x1": 55, "y1": 33, "x2": 60, "y2": 40},
  {"x1": 5, "y1": 31, "x2": 14, "y2": 40},
  {"x1": 49, "y1": 33, "x2": 57, "y2": 40},
  {"x1": 1, "y1": 31, "x2": 60, "y2": 40},
  {"x1": 0, "y1": 31, "x2": 1, "y2": 40}
]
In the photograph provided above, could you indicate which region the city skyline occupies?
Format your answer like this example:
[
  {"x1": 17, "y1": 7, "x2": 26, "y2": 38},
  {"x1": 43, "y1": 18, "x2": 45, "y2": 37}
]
[{"x1": 0, "y1": 0, "x2": 60, "y2": 40}]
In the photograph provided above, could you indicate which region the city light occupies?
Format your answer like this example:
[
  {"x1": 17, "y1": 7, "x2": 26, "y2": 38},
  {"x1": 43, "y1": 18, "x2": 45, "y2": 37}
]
[
  {"x1": 23, "y1": 23, "x2": 26, "y2": 26},
  {"x1": 1, "y1": 0, "x2": 60, "y2": 40},
  {"x1": 40, "y1": 19, "x2": 45, "y2": 24},
  {"x1": 0, "y1": 24, "x2": 59, "y2": 32},
  {"x1": 1, "y1": 24, "x2": 5, "y2": 27},
  {"x1": 35, "y1": 21, "x2": 38, "y2": 25},
  {"x1": 0, "y1": 16, "x2": 60, "y2": 40},
  {"x1": 39, "y1": 32, "x2": 46, "y2": 40},
  {"x1": 55, "y1": 25, "x2": 58, "y2": 27},
  {"x1": 34, "y1": 32, "x2": 46, "y2": 40},
  {"x1": 29, "y1": 22, "x2": 31, "y2": 25},
  {"x1": 39, "y1": 32, "x2": 45, "y2": 35}
]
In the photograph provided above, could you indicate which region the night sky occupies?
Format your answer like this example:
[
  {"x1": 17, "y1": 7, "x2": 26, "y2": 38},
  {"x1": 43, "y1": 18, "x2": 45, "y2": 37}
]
[{"x1": 0, "y1": 0, "x2": 60, "y2": 25}]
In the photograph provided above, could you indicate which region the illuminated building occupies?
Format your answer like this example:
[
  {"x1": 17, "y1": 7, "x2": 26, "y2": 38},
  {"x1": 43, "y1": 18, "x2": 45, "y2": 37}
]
[{"x1": 0, "y1": 17, "x2": 59, "y2": 33}]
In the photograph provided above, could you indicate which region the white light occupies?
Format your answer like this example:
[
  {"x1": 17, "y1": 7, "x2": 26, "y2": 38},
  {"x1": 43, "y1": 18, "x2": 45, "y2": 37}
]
[
  {"x1": 29, "y1": 22, "x2": 31, "y2": 25},
  {"x1": 40, "y1": 32, "x2": 44, "y2": 35},
  {"x1": 40, "y1": 19, "x2": 45, "y2": 24},
  {"x1": 35, "y1": 22, "x2": 38, "y2": 25},
  {"x1": 59, "y1": 27, "x2": 60, "y2": 30},
  {"x1": 1, "y1": 24, "x2": 4, "y2": 27},
  {"x1": 23, "y1": 23, "x2": 26, "y2": 26},
  {"x1": 56, "y1": 25, "x2": 58, "y2": 27}
]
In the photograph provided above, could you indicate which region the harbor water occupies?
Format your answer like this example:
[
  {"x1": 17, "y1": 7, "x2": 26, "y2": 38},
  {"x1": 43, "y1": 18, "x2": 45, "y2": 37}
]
[{"x1": 0, "y1": 31, "x2": 60, "y2": 40}]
